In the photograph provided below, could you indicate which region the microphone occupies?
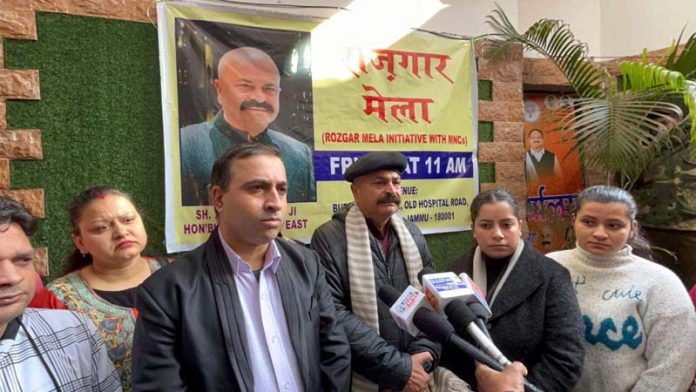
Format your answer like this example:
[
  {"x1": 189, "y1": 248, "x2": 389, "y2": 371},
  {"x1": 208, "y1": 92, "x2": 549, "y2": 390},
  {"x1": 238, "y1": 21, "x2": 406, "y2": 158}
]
[
  {"x1": 445, "y1": 300, "x2": 511, "y2": 367},
  {"x1": 377, "y1": 285, "x2": 434, "y2": 372},
  {"x1": 418, "y1": 269, "x2": 492, "y2": 337},
  {"x1": 421, "y1": 272, "x2": 510, "y2": 367},
  {"x1": 421, "y1": 272, "x2": 472, "y2": 314},
  {"x1": 410, "y1": 305, "x2": 544, "y2": 392},
  {"x1": 456, "y1": 272, "x2": 493, "y2": 338},
  {"x1": 421, "y1": 271, "x2": 492, "y2": 319},
  {"x1": 457, "y1": 272, "x2": 492, "y2": 320},
  {"x1": 379, "y1": 286, "x2": 543, "y2": 392},
  {"x1": 382, "y1": 285, "x2": 432, "y2": 337}
]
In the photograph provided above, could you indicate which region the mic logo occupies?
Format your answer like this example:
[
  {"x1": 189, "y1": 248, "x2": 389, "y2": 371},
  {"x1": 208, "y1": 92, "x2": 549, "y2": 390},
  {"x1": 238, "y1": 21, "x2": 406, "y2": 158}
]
[{"x1": 396, "y1": 290, "x2": 420, "y2": 313}]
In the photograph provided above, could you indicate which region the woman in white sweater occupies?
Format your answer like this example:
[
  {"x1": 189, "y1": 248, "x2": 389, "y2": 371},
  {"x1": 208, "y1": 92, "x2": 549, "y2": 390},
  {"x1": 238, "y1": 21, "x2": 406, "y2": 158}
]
[{"x1": 548, "y1": 185, "x2": 696, "y2": 392}]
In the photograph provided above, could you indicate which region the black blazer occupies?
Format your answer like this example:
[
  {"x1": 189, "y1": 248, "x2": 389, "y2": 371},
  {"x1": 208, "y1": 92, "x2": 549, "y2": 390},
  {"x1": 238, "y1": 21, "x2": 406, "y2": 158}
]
[
  {"x1": 132, "y1": 230, "x2": 351, "y2": 391},
  {"x1": 443, "y1": 241, "x2": 585, "y2": 392}
]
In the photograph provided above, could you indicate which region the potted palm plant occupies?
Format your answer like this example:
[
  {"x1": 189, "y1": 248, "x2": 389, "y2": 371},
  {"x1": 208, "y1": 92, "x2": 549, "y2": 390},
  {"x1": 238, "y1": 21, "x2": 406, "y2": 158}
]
[
  {"x1": 483, "y1": 5, "x2": 696, "y2": 286},
  {"x1": 484, "y1": 5, "x2": 695, "y2": 188}
]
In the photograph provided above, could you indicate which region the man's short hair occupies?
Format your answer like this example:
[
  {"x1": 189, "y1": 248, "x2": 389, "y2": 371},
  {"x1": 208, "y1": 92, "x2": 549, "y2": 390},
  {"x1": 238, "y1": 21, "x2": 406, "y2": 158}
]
[
  {"x1": 529, "y1": 128, "x2": 544, "y2": 137},
  {"x1": 210, "y1": 143, "x2": 283, "y2": 191},
  {"x1": 0, "y1": 196, "x2": 36, "y2": 236}
]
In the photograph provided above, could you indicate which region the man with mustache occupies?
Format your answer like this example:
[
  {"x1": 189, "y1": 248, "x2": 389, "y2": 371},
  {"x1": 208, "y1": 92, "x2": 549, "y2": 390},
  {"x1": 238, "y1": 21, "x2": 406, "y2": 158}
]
[
  {"x1": 311, "y1": 152, "x2": 448, "y2": 392},
  {"x1": 0, "y1": 196, "x2": 120, "y2": 391},
  {"x1": 133, "y1": 144, "x2": 350, "y2": 390},
  {"x1": 180, "y1": 46, "x2": 315, "y2": 205}
]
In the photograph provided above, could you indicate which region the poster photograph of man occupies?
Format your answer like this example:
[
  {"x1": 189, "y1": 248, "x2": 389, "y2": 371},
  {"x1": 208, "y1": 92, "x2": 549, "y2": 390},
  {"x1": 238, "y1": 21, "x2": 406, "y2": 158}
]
[{"x1": 175, "y1": 18, "x2": 316, "y2": 206}]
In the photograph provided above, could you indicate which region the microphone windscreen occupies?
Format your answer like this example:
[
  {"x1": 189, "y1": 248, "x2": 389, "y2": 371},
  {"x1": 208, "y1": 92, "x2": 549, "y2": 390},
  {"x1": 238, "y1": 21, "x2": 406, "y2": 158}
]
[
  {"x1": 444, "y1": 300, "x2": 477, "y2": 334},
  {"x1": 377, "y1": 285, "x2": 403, "y2": 307},
  {"x1": 417, "y1": 267, "x2": 437, "y2": 283},
  {"x1": 412, "y1": 307, "x2": 455, "y2": 344},
  {"x1": 467, "y1": 301, "x2": 491, "y2": 321}
]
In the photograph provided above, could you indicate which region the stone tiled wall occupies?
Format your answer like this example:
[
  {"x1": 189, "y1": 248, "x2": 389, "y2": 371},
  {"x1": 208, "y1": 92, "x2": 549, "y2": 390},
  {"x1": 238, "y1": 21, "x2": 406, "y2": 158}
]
[
  {"x1": 0, "y1": 3, "x2": 45, "y2": 274},
  {"x1": 0, "y1": 0, "x2": 155, "y2": 275},
  {"x1": 2, "y1": 0, "x2": 153, "y2": 23},
  {"x1": 475, "y1": 41, "x2": 528, "y2": 222}
]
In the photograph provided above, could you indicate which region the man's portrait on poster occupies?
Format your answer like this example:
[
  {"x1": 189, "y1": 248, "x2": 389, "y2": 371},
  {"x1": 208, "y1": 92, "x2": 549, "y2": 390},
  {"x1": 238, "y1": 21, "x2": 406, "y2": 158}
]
[
  {"x1": 176, "y1": 19, "x2": 316, "y2": 206},
  {"x1": 525, "y1": 128, "x2": 563, "y2": 181}
]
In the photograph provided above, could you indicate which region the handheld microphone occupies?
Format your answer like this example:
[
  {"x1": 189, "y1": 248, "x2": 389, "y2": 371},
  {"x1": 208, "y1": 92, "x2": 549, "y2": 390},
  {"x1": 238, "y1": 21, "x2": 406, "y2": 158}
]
[
  {"x1": 410, "y1": 305, "x2": 543, "y2": 392},
  {"x1": 456, "y1": 272, "x2": 493, "y2": 338},
  {"x1": 421, "y1": 272, "x2": 511, "y2": 367},
  {"x1": 377, "y1": 285, "x2": 434, "y2": 372},
  {"x1": 421, "y1": 272, "x2": 473, "y2": 314},
  {"x1": 457, "y1": 272, "x2": 492, "y2": 320},
  {"x1": 382, "y1": 285, "x2": 432, "y2": 337},
  {"x1": 378, "y1": 286, "x2": 543, "y2": 392},
  {"x1": 445, "y1": 300, "x2": 511, "y2": 367},
  {"x1": 378, "y1": 286, "x2": 542, "y2": 392}
]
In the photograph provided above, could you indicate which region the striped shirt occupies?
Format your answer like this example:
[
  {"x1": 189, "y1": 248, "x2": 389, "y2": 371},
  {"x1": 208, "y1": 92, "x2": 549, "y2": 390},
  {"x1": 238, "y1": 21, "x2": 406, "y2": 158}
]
[{"x1": 0, "y1": 308, "x2": 121, "y2": 391}]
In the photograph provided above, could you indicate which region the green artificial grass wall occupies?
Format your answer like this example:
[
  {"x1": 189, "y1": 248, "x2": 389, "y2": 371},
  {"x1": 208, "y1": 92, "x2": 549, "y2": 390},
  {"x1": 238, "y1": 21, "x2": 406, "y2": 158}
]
[
  {"x1": 5, "y1": 12, "x2": 481, "y2": 278},
  {"x1": 5, "y1": 13, "x2": 164, "y2": 279}
]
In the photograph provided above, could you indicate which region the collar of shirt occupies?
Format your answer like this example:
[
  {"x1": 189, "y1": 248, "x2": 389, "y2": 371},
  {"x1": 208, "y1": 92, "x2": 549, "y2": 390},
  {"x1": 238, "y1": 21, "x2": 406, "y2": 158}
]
[
  {"x1": 215, "y1": 111, "x2": 270, "y2": 144},
  {"x1": 530, "y1": 148, "x2": 546, "y2": 161},
  {"x1": 0, "y1": 315, "x2": 22, "y2": 341},
  {"x1": 218, "y1": 230, "x2": 282, "y2": 275}
]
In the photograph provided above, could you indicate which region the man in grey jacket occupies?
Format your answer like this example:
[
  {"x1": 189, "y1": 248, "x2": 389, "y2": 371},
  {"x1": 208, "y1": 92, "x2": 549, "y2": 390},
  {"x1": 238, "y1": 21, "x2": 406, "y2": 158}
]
[{"x1": 311, "y1": 152, "x2": 438, "y2": 391}]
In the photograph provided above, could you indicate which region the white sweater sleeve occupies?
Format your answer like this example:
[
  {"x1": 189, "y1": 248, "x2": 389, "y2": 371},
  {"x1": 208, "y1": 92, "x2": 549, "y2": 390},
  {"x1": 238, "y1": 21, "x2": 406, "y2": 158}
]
[{"x1": 632, "y1": 276, "x2": 696, "y2": 392}]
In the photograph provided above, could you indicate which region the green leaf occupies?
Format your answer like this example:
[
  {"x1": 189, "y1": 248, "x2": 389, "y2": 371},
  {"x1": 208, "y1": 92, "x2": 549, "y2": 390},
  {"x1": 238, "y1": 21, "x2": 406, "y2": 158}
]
[
  {"x1": 619, "y1": 61, "x2": 685, "y2": 91},
  {"x1": 485, "y1": 4, "x2": 607, "y2": 98},
  {"x1": 561, "y1": 93, "x2": 683, "y2": 181},
  {"x1": 665, "y1": 32, "x2": 696, "y2": 79}
]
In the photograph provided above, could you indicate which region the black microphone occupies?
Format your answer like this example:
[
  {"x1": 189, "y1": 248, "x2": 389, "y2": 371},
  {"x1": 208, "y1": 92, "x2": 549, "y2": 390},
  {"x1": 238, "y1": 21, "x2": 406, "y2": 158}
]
[
  {"x1": 378, "y1": 286, "x2": 543, "y2": 392},
  {"x1": 413, "y1": 306, "x2": 543, "y2": 392},
  {"x1": 417, "y1": 266, "x2": 437, "y2": 283},
  {"x1": 377, "y1": 286, "x2": 504, "y2": 371},
  {"x1": 469, "y1": 302, "x2": 492, "y2": 339},
  {"x1": 417, "y1": 268, "x2": 492, "y2": 338},
  {"x1": 377, "y1": 285, "x2": 433, "y2": 372},
  {"x1": 457, "y1": 272, "x2": 493, "y2": 338},
  {"x1": 445, "y1": 300, "x2": 511, "y2": 367}
]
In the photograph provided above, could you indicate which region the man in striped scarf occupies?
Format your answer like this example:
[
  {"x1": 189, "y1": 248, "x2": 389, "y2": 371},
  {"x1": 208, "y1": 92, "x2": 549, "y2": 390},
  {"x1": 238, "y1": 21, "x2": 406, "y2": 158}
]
[{"x1": 311, "y1": 152, "x2": 441, "y2": 392}]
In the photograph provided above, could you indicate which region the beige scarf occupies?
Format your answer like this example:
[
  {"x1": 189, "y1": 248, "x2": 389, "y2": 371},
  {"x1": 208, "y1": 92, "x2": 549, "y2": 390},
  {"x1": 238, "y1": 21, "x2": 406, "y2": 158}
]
[
  {"x1": 346, "y1": 205, "x2": 469, "y2": 392},
  {"x1": 472, "y1": 240, "x2": 525, "y2": 306}
]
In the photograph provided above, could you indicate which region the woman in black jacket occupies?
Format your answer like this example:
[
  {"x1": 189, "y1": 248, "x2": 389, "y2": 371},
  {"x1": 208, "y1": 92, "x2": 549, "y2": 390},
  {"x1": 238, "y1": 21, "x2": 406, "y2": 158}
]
[{"x1": 442, "y1": 189, "x2": 584, "y2": 392}]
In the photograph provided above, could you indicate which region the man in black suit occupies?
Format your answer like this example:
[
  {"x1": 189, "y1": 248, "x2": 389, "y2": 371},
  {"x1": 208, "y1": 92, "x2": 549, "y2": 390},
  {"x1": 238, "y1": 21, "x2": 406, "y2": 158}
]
[{"x1": 132, "y1": 143, "x2": 350, "y2": 391}]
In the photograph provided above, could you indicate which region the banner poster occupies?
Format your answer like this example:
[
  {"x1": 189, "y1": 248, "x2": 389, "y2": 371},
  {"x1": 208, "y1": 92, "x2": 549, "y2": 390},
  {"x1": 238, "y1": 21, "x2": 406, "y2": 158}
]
[
  {"x1": 523, "y1": 93, "x2": 583, "y2": 254},
  {"x1": 158, "y1": 1, "x2": 478, "y2": 252}
]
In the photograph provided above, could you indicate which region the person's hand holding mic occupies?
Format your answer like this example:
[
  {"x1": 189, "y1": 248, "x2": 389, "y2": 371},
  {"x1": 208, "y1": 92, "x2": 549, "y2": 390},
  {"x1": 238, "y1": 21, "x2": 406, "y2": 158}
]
[
  {"x1": 404, "y1": 351, "x2": 433, "y2": 392},
  {"x1": 475, "y1": 360, "x2": 527, "y2": 392}
]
